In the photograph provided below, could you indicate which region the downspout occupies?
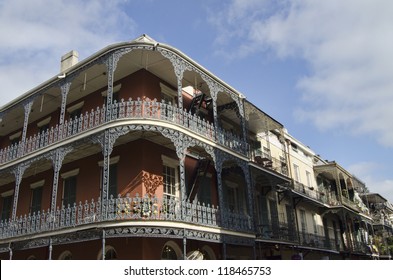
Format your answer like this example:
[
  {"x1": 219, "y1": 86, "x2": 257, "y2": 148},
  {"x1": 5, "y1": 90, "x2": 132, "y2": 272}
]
[
  {"x1": 102, "y1": 229, "x2": 106, "y2": 260},
  {"x1": 48, "y1": 237, "x2": 53, "y2": 260},
  {"x1": 9, "y1": 242, "x2": 12, "y2": 260},
  {"x1": 183, "y1": 233, "x2": 187, "y2": 260}
]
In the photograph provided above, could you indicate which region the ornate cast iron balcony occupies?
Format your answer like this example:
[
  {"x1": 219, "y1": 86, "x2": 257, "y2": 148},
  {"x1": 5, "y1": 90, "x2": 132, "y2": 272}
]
[
  {"x1": 0, "y1": 193, "x2": 253, "y2": 240},
  {"x1": 0, "y1": 98, "x2": 248, "y2": 165}
]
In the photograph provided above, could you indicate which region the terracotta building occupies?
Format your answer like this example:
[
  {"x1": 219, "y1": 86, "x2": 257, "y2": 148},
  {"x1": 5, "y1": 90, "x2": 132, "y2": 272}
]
[{"x1": 0, "y1": 35, "x2": 391, "y2": 260}]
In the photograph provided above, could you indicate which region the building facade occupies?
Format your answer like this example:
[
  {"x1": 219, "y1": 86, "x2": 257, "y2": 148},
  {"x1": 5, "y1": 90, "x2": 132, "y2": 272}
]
[{"x1": 0, "y1": 35, "x2": 392, "y2": 260}]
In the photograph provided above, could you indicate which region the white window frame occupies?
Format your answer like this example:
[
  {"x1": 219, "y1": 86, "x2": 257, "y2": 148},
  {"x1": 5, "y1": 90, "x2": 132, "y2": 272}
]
[
  {"x1": 162, "y1": 155, "x2": 180, "y2": 199},
  {"x1": 160, "y1": 83, "x2": 177, "y2": 105}
]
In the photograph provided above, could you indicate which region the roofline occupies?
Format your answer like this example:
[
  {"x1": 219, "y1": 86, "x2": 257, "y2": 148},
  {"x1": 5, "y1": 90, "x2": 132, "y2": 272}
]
[{"x1": 1, "y1": 34, "x2": 247, "y2": 113}]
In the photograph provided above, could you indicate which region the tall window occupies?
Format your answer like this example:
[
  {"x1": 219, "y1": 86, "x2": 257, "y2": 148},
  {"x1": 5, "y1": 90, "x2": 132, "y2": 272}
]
[
  {"x1": 306, "y1": 171, "x2": 312, "y2": 188},
  {"x1": 162, "y1": 155, "x2": 179, "y2": 200},
  {"x1": 197, "y1": 175, "x2": 212, "y2": 206},
  {"x1": 98, "y1": 156, "x2": 120, "y2": 200},
  {"x1": 108, "y1": 164, "x2": 118, "y2": 199},
  {"x1": 1, "y1": 194, "x2": 13, "y2": 221},
  {"x1": 63, "y1": 176, "x2": 77, "y2": 207},
  {"x1": 312, "y1": 213, "x2": 318, "y2": 235},
  {"x1": 163, "y1": 165, "x2": 177, "y2": 199},
  {"x1": 30, "y1": 187, "x2": 43, "y2": 214},
  {"x1": 300, "y1": 209, "x2": 307, "y2": 232},
  {"x1": 293, "y1": 164, "x2": 300, "y2": 182},
  {"x1": 227, "y1": 186, "x2": 238, "y2": 212},
  {"x1": 160, "y1": 83, "x2": 176, "y2": 105}
]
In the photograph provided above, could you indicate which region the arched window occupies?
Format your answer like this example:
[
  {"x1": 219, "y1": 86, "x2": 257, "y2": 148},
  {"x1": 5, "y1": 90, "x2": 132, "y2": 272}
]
[
  {"x1": 201, "y1": 245, "x2": 216, "y2": 260},
  {"x1": 161, "y1": 241, "x2": 182, "y2": 260},
  {"x1": 97, "y1": 245, "x2": 118, "y2": 260},
  {"x1": 58, "y1": 250, "x2": 72, "y2": 260}
]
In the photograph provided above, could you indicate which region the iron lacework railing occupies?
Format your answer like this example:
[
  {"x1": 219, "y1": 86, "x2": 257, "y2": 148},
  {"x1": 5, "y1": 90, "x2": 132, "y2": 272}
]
[
  {"x1": 0, "y1": 98, "x2": 248, "y2": 165},
  {"x1": 0, "y1": 194, "x2": 252, "y2": 240}
]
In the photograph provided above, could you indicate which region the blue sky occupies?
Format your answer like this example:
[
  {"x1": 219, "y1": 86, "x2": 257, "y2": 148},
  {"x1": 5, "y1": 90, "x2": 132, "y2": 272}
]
[{"x1": 1, "y1": 0, "x2": 393, "y2": 202}]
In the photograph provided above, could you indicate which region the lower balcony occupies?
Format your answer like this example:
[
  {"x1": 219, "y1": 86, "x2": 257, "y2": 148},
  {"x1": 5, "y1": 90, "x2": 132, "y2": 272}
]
[{"x1": 0, "y1": 194, "x2": 253, "y2": 240}]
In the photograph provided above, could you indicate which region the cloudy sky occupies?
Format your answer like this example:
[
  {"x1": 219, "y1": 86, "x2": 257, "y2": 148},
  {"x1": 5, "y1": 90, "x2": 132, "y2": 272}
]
[{"x1": 1, "y1": 0, "x2": 393, "y2": 202}]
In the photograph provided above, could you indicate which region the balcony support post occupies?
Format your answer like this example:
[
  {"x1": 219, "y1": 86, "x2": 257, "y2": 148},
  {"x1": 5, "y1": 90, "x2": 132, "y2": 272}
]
[
  {"x1": 47, "y1": 147, "x2": 73, "y2": 220},
  {"x1": 94, "y1": 128, "x2": 128, "y2": 220},
  {"x1": 11, "y1": 162, "x2": 30, "y2": 222}
]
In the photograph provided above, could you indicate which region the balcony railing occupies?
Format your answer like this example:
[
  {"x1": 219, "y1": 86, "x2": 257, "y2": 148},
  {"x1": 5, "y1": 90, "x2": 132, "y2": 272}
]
[
  {"x1": 0, "y1": 193, "x2": 253, "y2": 240},
  {"x1": 0, "y1": 98, "x2": 248, "y2": 165},
  {"x1": 250, "y1": 149, "x2": 288, "y2": 176},
  {"x1": 292, "y1": 181, "x2": 339, "y2": 206},
  {"x1": 299, "y1": 231, "x2": 339, "y2": 251}
]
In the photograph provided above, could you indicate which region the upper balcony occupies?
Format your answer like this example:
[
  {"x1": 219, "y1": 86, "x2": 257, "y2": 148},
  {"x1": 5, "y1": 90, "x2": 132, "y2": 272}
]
[{"x1": 0, "y1": 97, "x2": 248, "y2": 167}]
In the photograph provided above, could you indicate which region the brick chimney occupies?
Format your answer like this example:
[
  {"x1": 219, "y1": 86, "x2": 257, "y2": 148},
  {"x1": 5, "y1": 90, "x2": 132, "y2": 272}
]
[{"x1": 60, "y1": 50, "x2": 79, "y2": 73}]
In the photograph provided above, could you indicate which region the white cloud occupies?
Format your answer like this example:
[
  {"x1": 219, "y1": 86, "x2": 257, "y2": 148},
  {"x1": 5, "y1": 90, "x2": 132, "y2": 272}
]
[
  {"x1": 348, "y1": 161, "x2": 393, "y2": 203},
  {"x1": 210, "y1": 0, "x2": 393, "y2": 147},
  {"x1": 0, "y1": 0, "x2": 136, "y2": 107}
]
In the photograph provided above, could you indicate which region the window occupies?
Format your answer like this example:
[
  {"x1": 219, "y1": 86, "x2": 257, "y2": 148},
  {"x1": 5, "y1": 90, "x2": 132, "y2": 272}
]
[
  {"x1": 162, "y1": 155, "x2": 179, "y2": 200},
  {"x1": 61, "y1": 169, "x2": 79, "y2": 208},
  {"x1": 102, "y1": 84, "x2": 121, "y2": 107},
  {"x1": 291, "y1": 142, "x2": 298, "y2": 152},
  {"x1": 98, "y1": 245, "x2": 118, "y2": 260},
  {"x1": 300, "y1": 209, "x2": 307, "y2": 232},
  {"x1": 312, "y1": 213, "x2": 318, "y2": 235},
  {"x1": 160, "y1": 83, "x2": 177, "y2": 105},
  {"x1": 161, "y1": 241, "x2": 182, "y2": 260},
  {"x1": 30, "y1": 187, "x2": 43, "y2": 214},
  {"x1": 67, "y1": 101, "x2": 84, "y2": 120},
  {"x1": 58, "y1": 250, "x2": 72, "y2": 260},
  {"x1": 163, "y1": 165, "x2": 177, "y2": 199},
  {"x1": 227, "y1": 186, "x2": 238, "y2": 212},
  {"x1": 293, "y1": 164, "x2": 300, "y2": 182},
  {"x1": 161, "y1": 245, "x2": 178, "y2": 260},
  {"x1": 37, "y1": 117, "x2": 51, "y2": 135},
  {"x1": 1, "y1": 193, "x2": 13, "y2": 221},
  {"x1": 306, "y1": 171, "x2": 312, "y2": 188},
  {"x1": 9, "y1": 131, "x2": 21, "y2": 146},
  {"x1": 108, "y1": 164, "x2": 118, "y2": 199},
  {"x1": 197, "y1": 175, "x2": 212, "y2": 206},
  {"x1": 63, "y1": 176, "x2": 77, "y2": 207},
  {"x1": 98, "y1": 156, "x2": 120, "y2": 199},
  {"x1": 30, "y1": 180, "x2": 44, "y2": 214}
]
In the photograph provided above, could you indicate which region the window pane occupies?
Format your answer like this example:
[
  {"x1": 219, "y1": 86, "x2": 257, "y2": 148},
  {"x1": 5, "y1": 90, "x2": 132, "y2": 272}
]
[
  {"x1": 1, "y1": 196, "x2": 13, "y2": 221},
  {"x1": 63, "y1": 176, "x2": 77, "y2": 207},
  {"x1": 31, "y1": 187, "x2": 43, "y2": 214}
]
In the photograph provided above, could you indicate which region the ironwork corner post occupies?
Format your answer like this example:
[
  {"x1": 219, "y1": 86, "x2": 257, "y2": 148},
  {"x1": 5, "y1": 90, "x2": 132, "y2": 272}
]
[
  {"x1": 214, "y1": 150, "x2": 226, "y2": 228},
  {"x1": 59, "y1": 81, "x2": 71, "y2": 126},
  {"x1": 20, "y1": 100, "x2": 34, "y2": 157},
  {"x1": 105, "y1": 54, "x2": 115, "y2": 122}
]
